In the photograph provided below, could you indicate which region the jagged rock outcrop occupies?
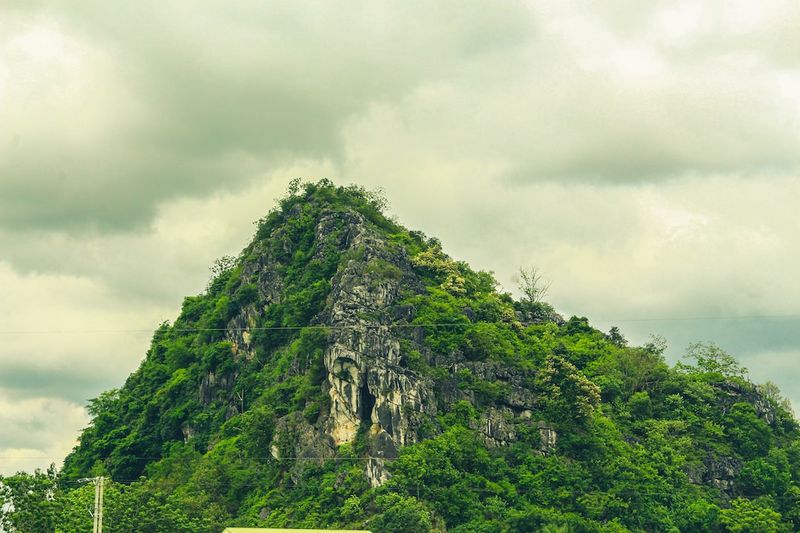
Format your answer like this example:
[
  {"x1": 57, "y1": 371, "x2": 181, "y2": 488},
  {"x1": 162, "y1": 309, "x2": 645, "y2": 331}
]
[
  {"x1": 464, "y1": 360, "x2": 537, "y2": 412},
  {"x1": 199, "y1": 370, "x2": 234, "y2": 405},
  {"x1": 366, "y1": 457, "x2": 391, "y2": 488},
  {"x1": 272, "y1": 412, "x2": 336, "y2": 482},
  {"x1": 537, "y1": 421, "x2": 558, "y2": 454},
  {"x1": 225, "y1": 207, "x2": 440, "y2": 485},
  {"x1": 181, "y1": 423, "x2": 196, "y2": 443},
  {"x1": 717, "y1": 380, "x2": 777, "y2": 425},
  {"x1": 319, "y1": 211, "x2": 435, "y2": 461},
  {"x1": 219, "y1": 205, "x2": 569, "y2": 485},
  {"x1": 226, "y1": 303, "x2": 258, "y2": 359},
  {"x1": 478, "y1": 407, "x2": 517, "y2": 447},
  {"x1": 685, "y1": 455, "x2": 743, "y2": 497}
]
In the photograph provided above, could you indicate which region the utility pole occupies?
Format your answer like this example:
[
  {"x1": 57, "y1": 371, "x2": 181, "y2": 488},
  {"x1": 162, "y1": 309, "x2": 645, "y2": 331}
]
[
  {"x1": 78, "y1": 476, "x2": 104, "y2": 533},
  {"x1": 96, "y1": 476, "x2": 104, "y2": 533}
]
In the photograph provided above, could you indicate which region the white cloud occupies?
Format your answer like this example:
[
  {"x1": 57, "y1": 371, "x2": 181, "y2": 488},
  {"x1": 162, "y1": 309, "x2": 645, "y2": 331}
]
[{"x1": 0, "y1": 393, "x2": 87, "y2": 476}]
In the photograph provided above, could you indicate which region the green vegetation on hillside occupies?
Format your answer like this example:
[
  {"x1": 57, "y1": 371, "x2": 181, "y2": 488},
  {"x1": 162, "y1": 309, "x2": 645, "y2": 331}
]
[{"x1": 2, "y1": 180, "x2": 799, "y2": 532}]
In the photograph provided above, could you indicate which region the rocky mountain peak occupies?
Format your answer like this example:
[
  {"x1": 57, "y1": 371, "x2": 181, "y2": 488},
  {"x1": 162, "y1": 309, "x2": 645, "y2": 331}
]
[{"x1": 54, "y1": 180, "x2": 800, "y2": 532}]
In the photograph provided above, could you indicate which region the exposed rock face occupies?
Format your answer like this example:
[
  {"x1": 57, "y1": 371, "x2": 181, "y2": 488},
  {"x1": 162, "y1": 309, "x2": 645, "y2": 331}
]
[
  {"x1": 226, "y1": 303, "x2": 258, "y2": 359},
  {"x1": 479, "y1": 407, "x2": 516, "y2": 447},
  {"x1": 688, "y1": 455, "x2": 742, "y2": 497},
  {"x1": 321, "y1": 212, "x2": 434, "y2": 456},
  {"x1": 537, "y1": 421, "x2": 558, "y2": 455},
  {"x1": 181, "y1": 423, "x2": 196, "y2": 443},
  {"x1": 717, "y1": 381, "x2": 777, "y2": 425},
  {"x1": 235, "y1": 207, "x2": 565, "y2": 485},
  {"x1": 273, "y1": 412, "x2": 336, "y2": 482},
  {"x1": 680, "y1": 382, "x2": 778, "y2": 496},
  {"x1": 366, "y1": 457, "x2": 390, "y2": 488},
  {"x1": 226, "y1": 208, "x2": 439, "y2": 485},
  {"x1": 199, "y1": 370, "x2": 234, "y2": 405},
  {"x1": 466, "y1": 361, "x2": 536, "y2": 412}
]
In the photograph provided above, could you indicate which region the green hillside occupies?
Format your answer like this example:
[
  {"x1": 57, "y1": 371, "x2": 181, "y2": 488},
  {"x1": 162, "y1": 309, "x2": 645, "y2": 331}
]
[{"x1": 2, "y1": 180, "x2": 799, "y2": 532}]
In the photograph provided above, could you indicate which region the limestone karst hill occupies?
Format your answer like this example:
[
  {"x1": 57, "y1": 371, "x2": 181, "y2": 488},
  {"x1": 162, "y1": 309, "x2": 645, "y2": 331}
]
[{"x1": 49, "y1": 180, "x2": 800, "y2": 532}]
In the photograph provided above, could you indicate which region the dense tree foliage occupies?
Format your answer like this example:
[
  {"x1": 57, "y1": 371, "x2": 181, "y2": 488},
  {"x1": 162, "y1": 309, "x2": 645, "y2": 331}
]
[{"x1": 2, "y1": 180, "x2": 798, "y2": 532}]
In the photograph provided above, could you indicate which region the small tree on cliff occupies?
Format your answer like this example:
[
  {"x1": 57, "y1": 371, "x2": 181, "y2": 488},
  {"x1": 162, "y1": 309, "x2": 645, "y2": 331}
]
[
  {"x1": 515, "y1": 266, "x2": 556, "y2": 323},
  {"x1": 517, "y1": 265, "x2": 551, "y2": 304}
]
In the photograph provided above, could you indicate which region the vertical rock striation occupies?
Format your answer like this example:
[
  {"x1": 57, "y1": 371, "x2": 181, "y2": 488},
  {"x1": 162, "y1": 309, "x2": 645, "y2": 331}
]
[{"x1": 314, "y1": 211, "x2": 435, "y2": 484}]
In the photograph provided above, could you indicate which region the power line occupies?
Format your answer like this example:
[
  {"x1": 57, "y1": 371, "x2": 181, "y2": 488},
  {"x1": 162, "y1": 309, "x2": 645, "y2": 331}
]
[
  {"x1": 0, "y1": 456, "x2": 392, "y2": 461},
  {"x1": 1, "y1": 314, "x2": 799, "y2": 335},
  {"x1": 8, "y1": 477, "x2": 716, "y2": 498},
  {"x1": 591, "y1": 314, "x2": 800, "y2": 322},
  {"x1": 0, "y1": 323, "x2": 469, "y2": 335}
]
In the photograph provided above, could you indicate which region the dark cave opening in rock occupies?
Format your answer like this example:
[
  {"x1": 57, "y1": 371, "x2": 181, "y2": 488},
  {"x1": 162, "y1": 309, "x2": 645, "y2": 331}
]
[{"x1": 359, "y1": 383, "x2": 376, "y2": 423}]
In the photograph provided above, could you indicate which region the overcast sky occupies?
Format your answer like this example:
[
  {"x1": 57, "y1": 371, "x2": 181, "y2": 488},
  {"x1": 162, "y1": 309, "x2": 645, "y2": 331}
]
[{"x1": 1, "y1": 1, "x2": 799, "y2": 476}]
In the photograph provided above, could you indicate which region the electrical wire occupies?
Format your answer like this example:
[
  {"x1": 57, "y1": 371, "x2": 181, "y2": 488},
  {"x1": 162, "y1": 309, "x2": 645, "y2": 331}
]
[{"x1": 1, "y1": 313, "x2": 799, "y2": 335}]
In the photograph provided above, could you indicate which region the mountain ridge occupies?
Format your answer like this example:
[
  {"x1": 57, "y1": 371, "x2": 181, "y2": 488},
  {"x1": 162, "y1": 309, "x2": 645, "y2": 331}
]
[{"x1": 3, "y1": 179, "x2": 798, "y2": 532}]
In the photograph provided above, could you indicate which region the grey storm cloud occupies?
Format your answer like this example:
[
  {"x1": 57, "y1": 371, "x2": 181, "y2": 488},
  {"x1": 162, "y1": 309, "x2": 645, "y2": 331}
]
[
  {"x1": 0, "y1": 0, "x2": 534, "y2": 233},
  {"x1": 0, "y1": 362, "x2": 105, "y2": 403},
  {"x1": 3, "y1": 1, "x2": 800, "y2": 235}
]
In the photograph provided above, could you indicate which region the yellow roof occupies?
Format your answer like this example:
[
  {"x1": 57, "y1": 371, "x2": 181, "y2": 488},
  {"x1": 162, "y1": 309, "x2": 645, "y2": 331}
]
[{"x1": 223, "y1": 529, "x2": 370, "y2": 533}]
